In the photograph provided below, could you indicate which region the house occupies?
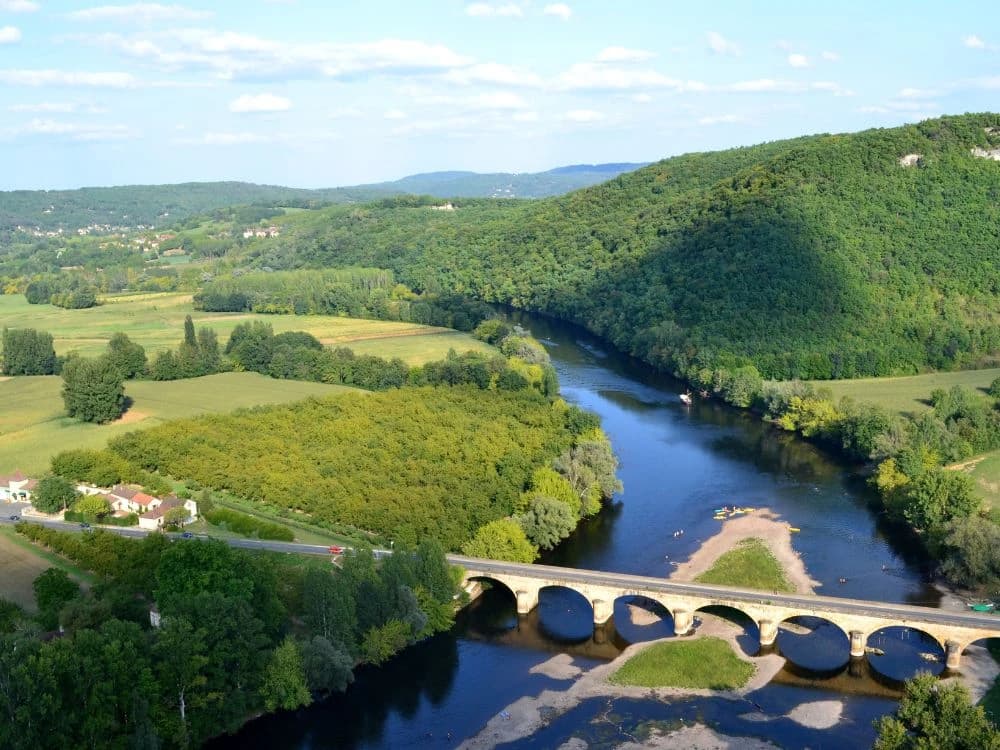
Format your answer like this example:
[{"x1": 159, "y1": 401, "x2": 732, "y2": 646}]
[
  {"x1": 0, "y1": 471, "x2": 37, "y2": 502},
  {"x1": 138, "y1": 495, "x2": 198, "y2": 530},
  {"x1": 107, "y1": 485, "x2": 158, "y2": 514}
]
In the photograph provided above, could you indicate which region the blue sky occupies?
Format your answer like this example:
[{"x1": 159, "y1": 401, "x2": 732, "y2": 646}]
[{"x1": 0, "y1": 1, "x2": 996, "y2": 189}]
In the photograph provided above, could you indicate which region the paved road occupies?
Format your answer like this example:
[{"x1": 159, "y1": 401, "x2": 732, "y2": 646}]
[
  {"x1": 448, "y1": 555, "x2": 1000, "y2": 632},
  {"x1": 4, "y1": 516, "x2": 997, "y2": 632}
]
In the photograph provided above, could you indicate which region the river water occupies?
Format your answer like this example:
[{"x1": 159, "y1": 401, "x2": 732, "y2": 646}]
[{"x1": 212, "y1": 314, "x2": 950, "y2": 749}]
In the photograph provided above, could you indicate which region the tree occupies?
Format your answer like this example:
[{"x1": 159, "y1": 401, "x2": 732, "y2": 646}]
[
  {"x1": 360, "y1": 620, "x2": 410, "y2": 665},
  {"x1": 62, "y1": 355, "x2": 125, "y2": 423},
  {"x1": 874, "y1": 672, "x2": 1000, "y2": 749},
  {"x1": 939, "y1": 517, "x2": 1000, "y2": 588},
  {"x1": 989, "y1": 376, "x2": 1000, "y2": 399},
  {"x1": 301, "y1": 636, "x2": 354, "y2": 695},
  {"x1": 183, "y1": 315, "x2": 197, "y2": 348},
  {"x1": 1, "y1": 327, "x2": 56, "y2": 375},
  {"x1": 106, "y1": 332, "x2": 147, "y2": 379},
  {"x1": 155, "y1": 616, "x2": 209, "y2": 746},
  {"x1": 302, "y1": 568, "x2": 356, "y2": 648},
  {"x1": 260, "y1": 637, "x2": 311, "y2": 712},
  {"x1": 73, "y1": 494, "x2": 110, "y2": 518},
  {"x1": 902, "y1": 468, "x2": 979, "y2": 532},
  {"x1": 32, "y1": 474, "x2": 78, "y2": 513},
  {"x1": 461, "y1": 519, "x2": 538, "y2": 563},
  {"x1": 32, "y1": 568, "x2": 80, "y2": 630},
  {"x1": 517, "y1": 496, "x2": 576, "y2": 550}
]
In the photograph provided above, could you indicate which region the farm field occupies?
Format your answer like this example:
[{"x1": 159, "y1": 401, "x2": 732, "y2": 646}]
[
  {"x1": 0, "y1": 292, "x2": 493, "y2": 361},
  {"x1": 811, "y1": 368, "x2": 1000, "y2": 417},
  {"x1": 0, "y1": 526, "x2": 95, "y2": 611},
  {"x1": 955, "y1": 451, "x2": 1000, "y2": 511},
  {"x1": 0, "y1": 372, "x2": 361, "y2": 475}
]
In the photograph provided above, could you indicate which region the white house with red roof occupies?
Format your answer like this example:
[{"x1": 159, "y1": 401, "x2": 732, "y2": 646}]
[
  {"x1": 0, "y1": 471, "x2": 37, "y2": 502},
  {"x1": 138, "y1": 495, "x2": 198, "y2": 530},
  {"x1": 107, "y1": 484, "x2": 158, "y2": 514}
]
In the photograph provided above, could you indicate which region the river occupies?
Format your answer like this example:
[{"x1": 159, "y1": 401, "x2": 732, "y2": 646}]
[{"x1": 211, "y1": 313, "x2": 950, "y2": 749}]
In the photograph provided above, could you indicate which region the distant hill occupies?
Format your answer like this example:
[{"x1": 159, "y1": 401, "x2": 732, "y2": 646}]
[
  {"x1": 0, "y1": 163, "x2": 646, "y2": 231},
  {"x1": 260, "y1": 114, "x2": 1000, "y2": 380},
  {"x1": 362, "y1": 163, "x2": 648, "y2": 199}
]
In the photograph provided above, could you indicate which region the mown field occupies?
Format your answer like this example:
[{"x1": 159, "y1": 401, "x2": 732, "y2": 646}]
[
  {"x1": 812, "y1": 368, "x2": 1000, "y2": 418},
  {"x1": 0, "y1": 292, "x2": 493, "y2": 362},
  {"x1": 813, "y1": 368, "x2": 1000, "y2": 509},
  {"x1": 0, "y1": 372, "x2": 361, "y2": 475},
  {"x1": 0, "y1": 526, "x2": 95, "y2": 610}
]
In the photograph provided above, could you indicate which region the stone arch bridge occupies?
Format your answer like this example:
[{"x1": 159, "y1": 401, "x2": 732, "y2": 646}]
[{"x1": 448, "y1": 555, "x2": 1000, "y2": 670}]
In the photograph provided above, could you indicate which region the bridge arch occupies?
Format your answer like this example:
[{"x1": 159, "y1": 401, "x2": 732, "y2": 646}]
[
  {"x1": 776, "y1": 615, "x2": 851, "y2": 671},
  {"x1": 536, "y1": 584, "x2": 596, "y2": 642},
  {"x1": 613, "y1": 595, "x2": 675, "y2": 640},
  {"x1": 866, "y1": 626, "x2": 946, "y2": 681}
]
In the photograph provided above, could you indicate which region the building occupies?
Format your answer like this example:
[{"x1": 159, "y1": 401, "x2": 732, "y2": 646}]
[
  {"x1": 107, "y1": 485, "x2": 158, "y2": 514},
  {"x1": 138, "y1": 495, "x2": 198, "y2": 530},
  {"x1": 0, "y1": 471, "x2": 37, "y2": 502}
]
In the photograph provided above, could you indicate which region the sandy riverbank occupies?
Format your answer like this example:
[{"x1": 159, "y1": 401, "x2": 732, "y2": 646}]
[
  {"x1": 669, "y1": 509, "x2": 819, "y2": 594},
  {"x1": 459, "y1": 610, "x2": 792, "y2": 750}
]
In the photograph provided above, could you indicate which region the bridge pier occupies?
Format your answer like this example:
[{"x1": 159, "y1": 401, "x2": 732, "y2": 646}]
[
  {"x1": 592, "y1": 598, "x2": 613, "y2": 625},
  {"x1": 758, "y1": 619, "x2": 778, "y2": 649},
  {"x1": 850, "y1": 630, "x2": 867, "y2": 659},
  {"x1": 516, "y1": 589, "x2": 538, "y2": 616},
  {"x1": 673, "y1": 610, "x2": 694, "y2": 636},
  {"x1": 945, "y1": 640, "x2": 962, "y2": 671}
]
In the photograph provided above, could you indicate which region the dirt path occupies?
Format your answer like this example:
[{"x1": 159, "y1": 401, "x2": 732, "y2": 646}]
[{"x1": 669, "y1": 509, "x2": 819, "y2": 594}]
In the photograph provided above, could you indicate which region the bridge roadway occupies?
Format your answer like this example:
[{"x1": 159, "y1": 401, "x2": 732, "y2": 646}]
[
  {"x1": 448, "y1": 555, "x2": 1000, "y2": 670},
  {"x1": 5, "y1": 515, "x2": 999, "y2": 670}
]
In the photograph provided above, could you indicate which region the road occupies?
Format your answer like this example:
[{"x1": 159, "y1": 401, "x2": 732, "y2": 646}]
[{"x1": 3, "y1": 515, "x2": 997, "y2": 632}]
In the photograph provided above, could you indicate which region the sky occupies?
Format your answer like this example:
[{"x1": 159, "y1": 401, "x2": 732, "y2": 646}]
[{"x1": 0, "y1": 0, "x2": 997, "y2": 190}]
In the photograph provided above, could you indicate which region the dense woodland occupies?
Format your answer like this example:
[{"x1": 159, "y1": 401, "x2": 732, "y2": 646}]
[{"x1": 0, "y1": 525, "x2": 460, "y2": 749}]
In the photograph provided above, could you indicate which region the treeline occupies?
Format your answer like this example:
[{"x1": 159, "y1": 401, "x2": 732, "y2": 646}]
[
  {"x1": 107, "y1": 386, "x2": 611, "y2": 551},
  {"x1": 2, "y1": 524, "x2": 459, "y2": 748},
  {"x1": 25, "y1": 275, "x2": 98, "y2": 309},
  {"x1": 250, "y1": 114, "x2": 1000, "y2": 382},
  {"x1": 194, "y1": 268, "x2": 496, "y2": 332},
  {"x1": 721, "y1": 376, "x2": 1000, "y2": 588}
]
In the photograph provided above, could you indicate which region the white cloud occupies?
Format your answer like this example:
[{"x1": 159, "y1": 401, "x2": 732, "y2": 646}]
[
  {"x1": 596, "y1": 46, "x2": 656, "y2": 63},
  {"x1": 465, "y1": 2, "x2": 523, "y2": 17},
  {"x1": 443, "y1": 62, "x2": 542, "y2": 87},
  {"x1": 898, "y1": 87, "x2": 939, "y2": 99},
  {"x1": 964, "y1": 35, "x2": 985, "y2": 49},
  {"x1": 554, "y1": 62, "x2": 688, "y2": 91},
  {"x1": 470, "y1": 91, "x2": 527, "y2": 109},
  {"x1": 821, "y1": 50, "x2": 840, "y2": 61},
  {"x1": 632, "y1": 93, "x2": 653, "y2": 103},
  {"x1": 9, "y1": 101, "x2": 77, "y2": 112},
  {"x1": 0, "y1": 69, "x2": 137, "y2": 87},
  {"x1": 0, "y1": 26, "x2": 21, "y2": 43},
  {"x1": 68, "y1": 4, "x2": 213, "y2": 23},
  {"x1": 512, "y1": 110, "x2": 538, "y2": 122},
  {"x1": 564, "y1": 109, "x2": 603, "y2": 122},
  {"x1": 229, "y1": 92, "x2": 291, "y2": 113},
  {"x1": 5, "y1": 118, "x2": 135, "y2": 141},
  {"x1": 83, "y1": 29, "x2": 474, "y2": 82},
  {"x1": 185, "y1": 131, "x2": 269, "y2": 145},
  {"x1": 706, "y1": 31, "x2": 739, "y2": 56},
  {"x1": 725, "y1": 78, "x2": 852, "y2": 96},
  {"x1": 0, "y1": 1, "x2": 39, "y2": 11},
  {"x1": 787, "y1": 53, "x2": 810, "y2": 68},
  {"x1": 543, "y1": 3, "x2": 571, "y2": 20},
  {"x1": 383, "y1": 108, "x2": 407, "y2": 120},
  {"x1": 698, "y1": 113, "x2": 745, "y2": 125}
]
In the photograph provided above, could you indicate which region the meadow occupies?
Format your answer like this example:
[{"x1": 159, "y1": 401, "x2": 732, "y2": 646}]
[
  {"x1": 812, "y1": 368, "x2": 1000, "y2": 418},
  {"x1": 0, "y1": 292, "x2": 493, "y2": 362},
  {"x1": 0, "y1": 372, "x2": 360, "y2": 475},
  {"x1": 0, "y1": 526, "x2": 96, "y2": 610}
]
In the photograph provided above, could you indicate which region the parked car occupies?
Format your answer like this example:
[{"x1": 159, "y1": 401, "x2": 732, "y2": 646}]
[
  {"x1": 8, "y1": 515, "x2": 18, "y2": 521},
  {"x1": 181, "y1": 531, "x2": 194, "y2": 539},
  {"x1": 79, "y1": 522, "x2": 91, "y2": 530}
]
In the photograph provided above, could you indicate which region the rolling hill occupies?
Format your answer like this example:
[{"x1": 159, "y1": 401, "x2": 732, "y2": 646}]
[
  {"x1": 0, "y1": 163, "x2": 646, "y2": 231},
  {"x1": 257, "y1": 114, "x2": 1000, "y2": 381}
]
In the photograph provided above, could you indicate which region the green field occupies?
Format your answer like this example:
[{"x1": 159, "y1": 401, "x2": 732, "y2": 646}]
[
  {"x1": 961, "y1": 452, "x2": 1000, "y2": 510},
  {"x1": 695, "y1": 538, "x2": 793, "y2": 593},
  {"x1": 811, "y1": 368, "x2": 1000, "y2": 418},
  {"x1": 0, "y1": 292, "x2": 493, "y2": 362},
  {"x1": 608, "y1": 637, "x2": 755, "y2": 690},
  {"x1": 0, "y1": 526, "x2": 96, "y2": 610},
  {"x1": 0, "y1": 372, "x2": 361, "y2": 475}
]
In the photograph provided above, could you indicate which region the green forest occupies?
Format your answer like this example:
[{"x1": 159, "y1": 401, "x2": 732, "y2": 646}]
[{"x1": 252, "y1": 114, "x2": 1000, "y2": 381}]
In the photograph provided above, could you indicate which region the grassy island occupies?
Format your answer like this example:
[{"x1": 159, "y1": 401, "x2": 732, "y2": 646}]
[
  {"x1": 609, "y1": 637, "x2": 754, "y2": 690},
  {"x1": 694, "y1": 538, "x2": 793, "y2": 593}
]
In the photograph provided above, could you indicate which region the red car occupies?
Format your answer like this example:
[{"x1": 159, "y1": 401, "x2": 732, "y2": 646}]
[{"x1": 328, "y1": 545, "x2": 344, "y2": 555}]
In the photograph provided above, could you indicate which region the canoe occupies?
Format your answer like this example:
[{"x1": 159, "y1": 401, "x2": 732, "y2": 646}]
[{"x1": 787, "y1": 527, "x2": 801, "y2": 533}]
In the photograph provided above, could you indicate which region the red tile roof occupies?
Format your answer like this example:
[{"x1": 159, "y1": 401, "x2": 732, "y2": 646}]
[
  {"x1": 141, "y1": 497, "x2": 182, "y2": 520},
  {"x1": 110, "y1": 484, "x2": 140, "y2": 500},
  {"x1": 0, "y1": 470, "x2": 28, "y2": 484}
]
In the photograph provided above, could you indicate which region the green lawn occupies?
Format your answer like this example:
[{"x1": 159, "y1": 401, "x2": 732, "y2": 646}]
[
  {"x1": 609, "y1": 637, "x2": 755, "y2": 690},
  {"x1": 695, "y1": 538, "x2": 793, "y2": 593},
  {"x1": 811, "y1": 368, "x2": 1000, "y2": 418},
  {"x1": 957, "y1": 451, "x2": 1000, "y2": 510},
  {"x1": 0, "y1": 372, "x2": 361, "y2": 475},
  {"x1": 0, "y1": 292, "x2": 493, "y2": 361},
  {"x1": 0, "y1": 526, "x2": 96, "y2": 610}
]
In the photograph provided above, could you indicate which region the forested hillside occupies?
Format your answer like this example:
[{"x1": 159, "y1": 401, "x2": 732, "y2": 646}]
[{"x1": 258, "y1": 114, "x2": 1000, "y2": 381}]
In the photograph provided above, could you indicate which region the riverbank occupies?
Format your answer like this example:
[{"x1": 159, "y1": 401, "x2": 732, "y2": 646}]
[
  {"x1": 460, "y1": 610, "x2": 793, "y2": 749},
  {"x1": 669, "y1": 510, "x2": 818, "y2": 594}
]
